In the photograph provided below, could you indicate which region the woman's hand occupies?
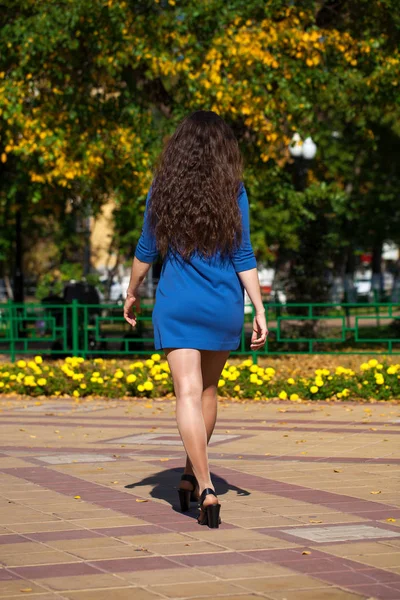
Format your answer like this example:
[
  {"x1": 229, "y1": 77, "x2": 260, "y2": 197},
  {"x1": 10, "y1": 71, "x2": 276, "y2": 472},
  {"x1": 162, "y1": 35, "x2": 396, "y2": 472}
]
[
  {"x1": 250, "y1": 311, "x2": 268, "y2": 350},
  {"x1": 123, "y1": 292, "x2": 141, "y2": 327}
]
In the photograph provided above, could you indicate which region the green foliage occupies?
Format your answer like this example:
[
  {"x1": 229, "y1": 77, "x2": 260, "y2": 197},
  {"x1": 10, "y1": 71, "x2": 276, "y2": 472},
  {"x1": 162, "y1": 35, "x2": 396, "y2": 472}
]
[{"x1": 1, "y1": 0, "x2": 400, "y2": 297}]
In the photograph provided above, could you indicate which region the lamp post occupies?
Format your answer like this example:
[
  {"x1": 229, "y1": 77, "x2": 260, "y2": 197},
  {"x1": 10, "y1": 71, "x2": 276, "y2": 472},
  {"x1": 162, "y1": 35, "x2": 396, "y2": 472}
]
[{"x1": 288, "y1": 133, "x2": 317, "y2": 191}]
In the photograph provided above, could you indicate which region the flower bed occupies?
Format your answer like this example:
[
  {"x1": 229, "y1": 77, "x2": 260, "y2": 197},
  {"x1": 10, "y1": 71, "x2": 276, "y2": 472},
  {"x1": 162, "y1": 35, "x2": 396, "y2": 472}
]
[{"x1": 0, "y1": 355, "x2": 400, "y2": 402}]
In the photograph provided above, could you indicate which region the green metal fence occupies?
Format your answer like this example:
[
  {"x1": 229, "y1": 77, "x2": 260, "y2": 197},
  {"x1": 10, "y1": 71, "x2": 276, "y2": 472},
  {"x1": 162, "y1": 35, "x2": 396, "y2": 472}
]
[{"x1": 1, "y1": 299, "x2": 400, "y2": 362}]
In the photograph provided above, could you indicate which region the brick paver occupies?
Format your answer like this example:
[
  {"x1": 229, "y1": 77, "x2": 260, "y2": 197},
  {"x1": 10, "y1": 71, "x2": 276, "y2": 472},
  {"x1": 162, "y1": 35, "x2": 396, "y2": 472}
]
[{"x1": 0, "y1": 396, "x2": 399, "y2": 599}]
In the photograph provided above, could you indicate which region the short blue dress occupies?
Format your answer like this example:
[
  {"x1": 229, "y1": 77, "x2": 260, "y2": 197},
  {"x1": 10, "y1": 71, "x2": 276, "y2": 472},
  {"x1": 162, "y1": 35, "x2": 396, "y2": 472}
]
[{"x1": 134, "y1": 182, "x2": 257, "y2": 351}]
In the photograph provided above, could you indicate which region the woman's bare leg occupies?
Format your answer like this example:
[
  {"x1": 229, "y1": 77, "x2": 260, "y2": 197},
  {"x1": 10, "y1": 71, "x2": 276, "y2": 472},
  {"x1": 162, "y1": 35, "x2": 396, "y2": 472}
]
[
  {"x1": 164, "y1": 348, "x2": 228, "y2": 508},
  {"x1": 183, "y1": 350, "x2": 230, "y2": 486}
]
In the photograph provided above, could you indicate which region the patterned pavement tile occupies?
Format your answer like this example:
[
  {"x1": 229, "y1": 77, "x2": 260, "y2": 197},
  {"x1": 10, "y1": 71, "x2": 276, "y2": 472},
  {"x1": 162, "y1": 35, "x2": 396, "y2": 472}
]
[
  {"x1": 280, "y1": 524, "x2": 400, "y2": 543},
  {"x1": 0, "y1": 398, "x2": 400, "y2": 600}
]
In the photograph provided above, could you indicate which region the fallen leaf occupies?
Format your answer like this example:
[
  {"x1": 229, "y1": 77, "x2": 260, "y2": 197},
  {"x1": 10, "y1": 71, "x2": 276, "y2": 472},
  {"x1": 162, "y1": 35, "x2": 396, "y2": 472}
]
[
  {"x1": 225, "y1": 430, "x2": 231, "y2": 433},
  {"x1": 19, "y1": 428, "x2": 26, "y2": 432},
  {"x1": 264, "y1": 453, "x2": 271, "y2": 456},
  {"x1": 112, "y1": 481, "x2": 119, "y2": 484},
  {"x1": 333, "y1": 469, "x2": 342, "y2": 473},
  {"x1": 386, "y1": 518, "x2": 396, "y2": 522},
  {"x1": 135, "y1": 499, "x2": 149, "y2": 503},
  {"x1": 302, "y1": 550, "x2": 311, "y2": 555},
  {"x1": 20, "y1": 589, "x2": 33, "y2": 593},
  {"x1": 160, "y1": 458, "x2": 169, "y2": 462},
  {"x1": 97, "y1": 467, "x2": 104, "y2": 471},
  {"x1": 113, "y1": 454, "x2": 120, "y2": 458},
  {"x1": 370, "y1": 491, "x2": 382, "y2": 495},
  {"x1": 309, "y1": 519, "x2": 323, "y2": 523},
  {"x1": 29, "y1": 435, "x2": 36, "y2": 439},
  {"x1": 369, "y1": 428, "x2": 377, "y2": 431},
  {"x1": 54, "y1": 430, "x2": 60, "y2": 433},
  {"x1": 238, "y1": 456, "x2": 243, "y2": 459},
  {"x1": 74, "y1": 495, "x2": 81, "y2": 499}
]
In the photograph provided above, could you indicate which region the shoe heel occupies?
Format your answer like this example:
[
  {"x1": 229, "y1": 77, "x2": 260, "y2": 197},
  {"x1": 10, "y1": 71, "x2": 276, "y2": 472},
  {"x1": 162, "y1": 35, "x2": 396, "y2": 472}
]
[
  {"x1": 178, "y1": 489, "x2": 191, "y2": 512},
  {"x1": 206, "y1": 503, "x2": 221, "y2": 528}
]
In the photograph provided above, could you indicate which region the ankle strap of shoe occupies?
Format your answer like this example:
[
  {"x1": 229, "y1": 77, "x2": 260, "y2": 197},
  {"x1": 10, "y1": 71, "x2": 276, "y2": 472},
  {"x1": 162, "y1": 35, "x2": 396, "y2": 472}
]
[
  {"x1": 181, "y1": 474, "x2": 197, "y2": 486},
  {"x1": 199, "y1": 487, "x2": 216, "y2": 506}
]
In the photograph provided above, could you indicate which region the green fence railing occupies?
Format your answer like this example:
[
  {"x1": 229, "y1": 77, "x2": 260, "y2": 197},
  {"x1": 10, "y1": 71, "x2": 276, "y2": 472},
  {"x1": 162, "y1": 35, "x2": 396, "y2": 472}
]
[{"x1": 1, "y1": 299, "x2": 400, "y2": 362}]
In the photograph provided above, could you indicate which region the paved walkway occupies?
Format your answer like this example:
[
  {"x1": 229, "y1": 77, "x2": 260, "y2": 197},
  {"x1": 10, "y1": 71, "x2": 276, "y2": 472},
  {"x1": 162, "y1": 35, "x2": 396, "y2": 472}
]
[{"x1": 0, "y1": 397, "x2": 399, "y2": 600}]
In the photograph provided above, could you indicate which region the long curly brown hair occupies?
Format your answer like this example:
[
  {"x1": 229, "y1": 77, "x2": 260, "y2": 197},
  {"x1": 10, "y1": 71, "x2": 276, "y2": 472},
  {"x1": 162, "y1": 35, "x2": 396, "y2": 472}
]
[{"x1": 147, "y1": 110, "x2": 244, "y2": 262}]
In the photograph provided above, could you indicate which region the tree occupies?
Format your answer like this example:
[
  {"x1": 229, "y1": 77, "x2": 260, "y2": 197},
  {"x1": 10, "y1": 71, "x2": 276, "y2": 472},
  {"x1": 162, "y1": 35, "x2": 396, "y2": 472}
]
[{"x1": 1, "y1": 0, "x2": 400, "y2": 301}]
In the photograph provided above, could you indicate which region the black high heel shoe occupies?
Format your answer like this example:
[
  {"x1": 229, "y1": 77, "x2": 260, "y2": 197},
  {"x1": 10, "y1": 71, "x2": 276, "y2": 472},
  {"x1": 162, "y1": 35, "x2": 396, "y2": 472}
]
[
  {"x1": 197, "y1": 488, "x2": 221, "y2": 528},
  {"x1": 178, "y1": 474, "x2": 199, "y2": 512}
]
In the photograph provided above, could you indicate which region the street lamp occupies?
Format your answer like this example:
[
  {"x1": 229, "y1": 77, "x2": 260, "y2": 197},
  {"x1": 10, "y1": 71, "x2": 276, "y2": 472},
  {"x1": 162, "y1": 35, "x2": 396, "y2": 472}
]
[{"x1": 289, "y1": 133, "x2": 317, "y2": 191}]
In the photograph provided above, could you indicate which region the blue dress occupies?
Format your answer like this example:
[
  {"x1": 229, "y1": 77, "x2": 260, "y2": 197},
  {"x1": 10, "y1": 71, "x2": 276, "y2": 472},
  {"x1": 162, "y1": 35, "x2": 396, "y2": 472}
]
[{"x1": 134, "y1": 182, "x2": 257, "y2": 351}]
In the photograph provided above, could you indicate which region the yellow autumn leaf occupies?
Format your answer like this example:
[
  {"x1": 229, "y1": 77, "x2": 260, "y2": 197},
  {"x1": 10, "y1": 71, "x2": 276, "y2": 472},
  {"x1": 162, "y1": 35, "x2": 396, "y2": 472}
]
[
  {"x1": 112, "y1": 481, "x2": 119, "y2": 484},
  {"x1": 333, "y1": 469, "x2": 342, "y2": 473},
  {"x1": 20, "y1": 589, "x2": 33, "y2": 593},
  {"x1": 386, "y1": 518, "x2": 396, "y2": 522},
  {"x1": 370, "y1": 490, "x2": 381, "y2": 494},
  {"x1": 302, "y1": 550, "x2": 311, "y2": 555},
  {"x1": 135, "y1": 498, "x2": 149, "y2": 503},
  {"x1": 160, "y1": 457, "x2": 169, "y2": 461},
  {"x1": 74, "y1": 495, "x2": 81, "y2": 499}
]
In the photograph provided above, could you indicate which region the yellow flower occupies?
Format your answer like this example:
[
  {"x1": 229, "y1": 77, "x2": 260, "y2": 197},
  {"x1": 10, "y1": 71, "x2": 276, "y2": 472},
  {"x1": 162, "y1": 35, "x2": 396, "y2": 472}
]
[
  {"x1": 290, "y1": 393, "x2": 299, "y2": 401},
  {"x1": 368, "y1": 359, "x2": 378, "y2": 367},
  {"x1": 278, "y1": 390, "x2": 287, "y2": 400},
  {"x1": 80, "y1": 383, "x2": 87, "y2": 389},
  {"x1": 234, "y1": 384, "x2": 241, "y2": 392},
  {"x1": 287, "y1": 378, "x2": 295, "y2": 384},
  {"x1": 250, "y1": 373, "x2": 258, "y2": 383},
  {"x1": 0, "y1": 382, "x2": 4, "y2": 388},
  {"x1": 145, "y1": 359, "x2": 154, "y2": 368},
  {"x1": 242, "y1": 359, "x2": 252, "y2": 367},
  {"x1": 250, "y1": 365, "x2": 259, "y2": 373},
  {"x1": 92, "y1": 372, "x2": 100, "y2": 377},
  {"x1": 93, "y1": 358, "x2": 104, "y2": 363},
  {"x1": 97, "y1": 377, "x2": 104, "y2": 384},
  {"x1": 360, "y1": 363, "x2": 370, "y2": 371},
  {"x1": 265, "y1": 367, "x2": 275, "y2": 376},
  {"x1": 315, "y1": 378, "x2": 324, "y2": 387},
  {"x1": 143, "y1": 381, "x2": 154, "y2": 391},
  {"x1": 37, "y1": 378, "x2": 47, "y2": 386},
  {"x1": 137, "y1": 384, "x2": 145, "y2": 392},
  {"x1": 222, "y1": 369, "x2": 230, "y2": 378},
  {"x1": 151, "y1": 353, "x2": 161, "y2": 361},
  {"x1": 28, "y1": 361, "x2": 37, "y2": 370},
  {"x1": 34, "y1": 355, "x2": 43, "y2": 364},
  {"x1": 126, "y1": 374, "x2": 137, "y2": 383},
  {"x1": 310, "y1": 386, "x2": 318, "y2": 394},
  {"x1": 90, "y1": 377, "x2": 98, "y2": 383},
  {"x1": 114, "y1": 370, "x2": 124, "y2": 379},
  {"x1": 217, "y1": 379, "x2": 225, "y2": 388},
  {"x1": 73, "y1": 390, "x2": 80, "y2": 398},
  {"x1": 17, "y1": 360, "x2": 26, "y2": 368},
  {"x1": 376, "y1": 364, "x2": 383, "y2": 370},
  {"x1": 387, "y1": 366, "x2": 397, "y2": 375}
]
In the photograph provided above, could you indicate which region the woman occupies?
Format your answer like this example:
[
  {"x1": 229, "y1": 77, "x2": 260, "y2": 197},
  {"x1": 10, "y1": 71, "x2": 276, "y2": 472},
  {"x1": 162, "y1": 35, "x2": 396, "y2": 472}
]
[{"x1": 123, "y1": 110, "x2": 268, "y2": 528}]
